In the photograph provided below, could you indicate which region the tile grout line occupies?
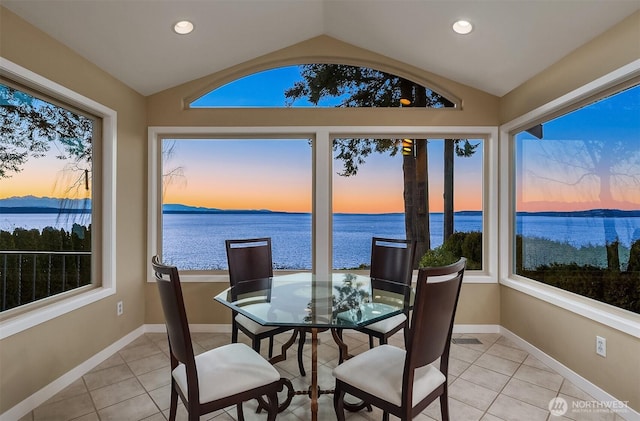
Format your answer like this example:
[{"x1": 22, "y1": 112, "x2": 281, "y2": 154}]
[{"x1": 81, "y1": 374, "x2": 101, "y2": 421}]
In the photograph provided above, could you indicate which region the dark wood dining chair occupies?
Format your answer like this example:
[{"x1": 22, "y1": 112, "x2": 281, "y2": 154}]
[
  {"x1": 225, "y1": 237, "x2": 306, "y2": 376},
  {"x1": 151, "y1": 256, "x2": 281, "y2": 421},
  {"x1": 333, "y1": 258, "x2": 466, "y2": 421},
  {"x1": 359, "y1": 237, "x2": 416, "y2": 348}
]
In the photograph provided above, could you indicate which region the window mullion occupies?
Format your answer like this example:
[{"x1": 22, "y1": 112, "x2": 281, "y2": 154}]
[{"x1": 314, "y1": 130, "x2": 332, "y2": 277}]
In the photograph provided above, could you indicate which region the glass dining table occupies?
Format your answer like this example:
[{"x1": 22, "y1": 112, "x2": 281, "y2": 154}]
[{"x1": 214, "y1": 272, "x2": 412, "y2": 421}]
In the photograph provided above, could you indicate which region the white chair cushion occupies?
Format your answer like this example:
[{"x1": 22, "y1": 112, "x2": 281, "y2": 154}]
[
  {"x1": 363, "y1": 313, "x2": 406, "y2": 334},
  {"x1": 172, "y1": 342, "x2": 280, "y2": 404},
  {"x1": 235, "y1": 314, "x2": 281, "y2": 335},
  {"x1": 333, "y1": 344, "x2": 446, "y2": 408}
]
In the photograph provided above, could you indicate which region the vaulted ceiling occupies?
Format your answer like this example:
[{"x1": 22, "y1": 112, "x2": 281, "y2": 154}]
[{"x1": 2, "y1": 0, "x2": 639, "y2": 97}]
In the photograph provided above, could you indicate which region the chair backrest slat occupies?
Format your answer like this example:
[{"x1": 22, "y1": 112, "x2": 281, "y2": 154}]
[
  {"x1": 151, "y1": 256, "x2": 194, "y2": 365},
  {"x1": 406, "y1": 258, "x2": 466, "y2": 370},
  {"x1": 151, "y1": 257, "x2": 202, "y2": 404},
  {"x1": 225, "y1": 238, "x2": 273, "y2": 285},
  {"x1": 370, "y1": 237, "x2": 416, "y2": 285},
  {"x1": 151, "y1": 256, "x2": 196, "y2": 369}
]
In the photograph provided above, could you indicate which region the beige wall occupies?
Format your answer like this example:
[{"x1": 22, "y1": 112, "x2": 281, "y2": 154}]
[
  {"x1": 0, "y1": 7, "x2": 147, "y2": 413},
  {"x1": 500, "y1": 11, "x2": 640, "y2": 123}
]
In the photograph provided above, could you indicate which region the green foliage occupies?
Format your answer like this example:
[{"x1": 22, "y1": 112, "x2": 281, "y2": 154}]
[
  {"x1": 461, "y1": 232, "x2": 482, "y2": 267},
  {"x1": 0, "y1": 84, "x2": 93, "y2": 179},
  {"x1": 0, "y1": 225, "x2": 92, "y2": 312},
  {"x1": 284, "y1": 64, "x2": 454, "y2": 177},
  {"x1": 284, "y1": 64, "x2": 451, "y2": 108},
  {"x1": 516, "y1": 236, "x2": 640, "y2": 314},
  {"x1": 419, "y1": 246, "x2": 459, "y2": 268},
  {"x1": 420, "y1": 232, "x2": 639, "y2": 313},
  {"x1": 419, "y1": 231, "x2": 482, "y2": 269},
  {"x1": 627, "y1": 238, "x2": 640, "y2": 272},
  {"x1": 516, "y1": 236, "x2": 631, "y2": 271}
]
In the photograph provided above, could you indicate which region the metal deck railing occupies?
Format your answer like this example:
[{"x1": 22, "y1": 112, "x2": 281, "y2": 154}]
[{"x1": 0, "y1": 251, "x2": 91, "y2": 312}]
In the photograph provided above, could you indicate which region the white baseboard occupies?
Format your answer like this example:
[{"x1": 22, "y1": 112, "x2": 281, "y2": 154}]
[
  {"x1": 0, "y1": 326, "x2": 144, "y2": 421},
  {"x1": 453, "y1": 324, "x2": 501, "y2": 334},
  {"x1": 144, "y1": 323, "x2": 231, "y2": 333},
  {"x1": 500, "y1": 327, "x2": 639, "y2": 421}
]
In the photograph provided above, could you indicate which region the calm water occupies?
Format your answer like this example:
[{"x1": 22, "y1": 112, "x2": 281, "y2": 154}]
[{"x1": 2, "y1": 212, "x2": 638, "y2": 270}]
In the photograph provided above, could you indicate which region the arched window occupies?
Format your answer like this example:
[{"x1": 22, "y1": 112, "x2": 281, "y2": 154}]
[{"x1": 190, "y1": 64, "x2": 457, "y2": 108}]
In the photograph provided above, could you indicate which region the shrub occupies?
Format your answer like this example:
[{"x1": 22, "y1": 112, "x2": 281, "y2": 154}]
[
  {"x1": 419, "y1": 246, "x2": 459, "y2": 267},
  {"x1": 462, "y1": 231, "x2": 483, "y2": 267},
  {"x1": 627, "y1": 239, "x2": 640, "y2": 272},
  {"x1": 418, "y1": 231, "x2": 482, "y2": 269}
]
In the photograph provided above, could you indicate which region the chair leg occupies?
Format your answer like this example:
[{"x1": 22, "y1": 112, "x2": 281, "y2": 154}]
[
  {"x1": 188, "y1": 406, "x2": 198, "y2": 421},
  {"x1": 236, "y1": 402, "x2": 245, "y2": 421},
  {"x1": 380, "y1": 336, "x2": 388, "y2": 346},
  {"x1": 440, "y1": 390, "x2": 450, "y2": 421},
  {"x1": 335, "y1": 329, "x2": 344, "y2": 363},
  {"x1": 252, "y1": 338, "x2": 261, "y2": 354},
  {"x1": 266, "y1": 390, "x2": 279, "y2": 421},
  {"x1": 168, "y1": 383, "x2": 178, "y2": 421},
  {"x1": 297, "y1": 329, "x2": 306, "y2": 376},
  {"x1": 403, "y1": 325, "x2": 409, "y2": 349},
  {"x1": 333, "y1": 384, "x2": 347, "y2": 421},
  {"x1": 268, "y1": 336, "x2": 274, "y2": 358},
  {"x1": 368, "y1": 334, "x2": 374, "y2": 349},
  {"x1": 231, "y1": 321, "x2": 239, "y2": 343},
  {"x1": 382, "y1": 411, "x2": 389, "y2": 421}
]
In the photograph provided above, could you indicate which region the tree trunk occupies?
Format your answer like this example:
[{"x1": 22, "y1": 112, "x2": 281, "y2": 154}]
[
  {"x1": 412, "y1": 87, "x2": 430, "y2": 267},
  {"x1": 444, "y1": 139, "x2": 454, "y2": 242},
  {"x1": 403, "y1": 154, "x2": 417, "y2": 249},
  {"x1": 414, "y1": 138, "x2": 430, "y2": 267},
  {"x1": 598, "y1": 163, "x2": 620, "y2": 270}
]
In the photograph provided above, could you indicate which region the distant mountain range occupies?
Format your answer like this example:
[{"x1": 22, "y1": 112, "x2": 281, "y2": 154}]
[
  {"x1": 0, "y1": 196, "x2": 638, "y2": 216},
  {"x1": 162, "y1": 203, "x2": 276, "y2": 214},
  {"x1": 0, "y1": 195, "x2": 91, "y2": 213},
  {"x1": 0, "y1": 196, "x2": 276, "y2": 214}
]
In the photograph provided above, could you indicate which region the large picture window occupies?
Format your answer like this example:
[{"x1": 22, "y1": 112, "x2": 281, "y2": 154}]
[
  {"x1": 0, "y1": 79, "x2": 100, "y2": 313},
  {"x1": 332, "y1": 137, "x2": 484, "y2": 271},
  {"x1": 513, "y1": 83, "x2": 640, "y2": 313},
  {"x1": 160, "y1": 138, "x2": 312, "y2": 271}
]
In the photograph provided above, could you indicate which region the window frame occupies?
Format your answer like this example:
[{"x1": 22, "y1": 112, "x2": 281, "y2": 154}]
[
  {"x1": 499, "y1": 59, "x2": 640, "y2": 337},
  {"x1": 148, "y1": 125, "x2": 498, "y2": 284},
  {"x1": 0, "y1": 58, "x2": 117, "y2": 339}
]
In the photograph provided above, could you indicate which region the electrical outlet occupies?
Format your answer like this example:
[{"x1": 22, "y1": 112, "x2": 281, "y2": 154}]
[
  {"x1": 117, "y1": 300, "x2": 123, "y2": 316},
  {"x1": 596, "y1": 336, "x2": 606, "y2": 357}
]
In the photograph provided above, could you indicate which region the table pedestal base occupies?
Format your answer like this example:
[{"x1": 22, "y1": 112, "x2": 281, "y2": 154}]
[{"x1": 258, "y1": 327, "x2": 371, "y2": 420}]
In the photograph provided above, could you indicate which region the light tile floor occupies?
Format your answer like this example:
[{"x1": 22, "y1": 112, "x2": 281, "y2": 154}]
[{"x1": 21, "y1": 331, "x2": 627, "y2": 421}]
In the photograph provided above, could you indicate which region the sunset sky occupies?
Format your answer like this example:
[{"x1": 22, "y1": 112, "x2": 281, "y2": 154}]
[
  {"x1": 161, "y1": 137, "x2": 484, "y2": 214},
  {"x1": 2, "y1": 69, "x2": 638, "y2": 213}
]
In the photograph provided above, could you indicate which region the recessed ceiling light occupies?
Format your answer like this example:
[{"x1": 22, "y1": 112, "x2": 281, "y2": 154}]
[
  {"x1": 452, "y1": 20, "x2": 473, "y2": 35},
  {"x1": 174, "y1": 20, "x2": 194, "y2": 35}
]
